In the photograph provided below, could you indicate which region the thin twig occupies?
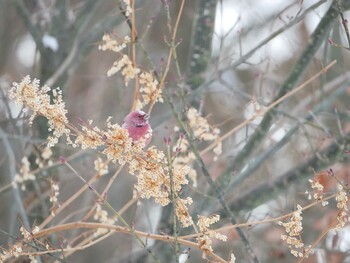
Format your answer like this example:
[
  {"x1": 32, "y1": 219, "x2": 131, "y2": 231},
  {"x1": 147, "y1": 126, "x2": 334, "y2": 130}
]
[
  {"x1": 148, "y1": 0, "x2": 186, "y2": 115},
  {"x1": 32, "y1": 222, "x2": 227, "y2": 262},
  {"x1": 130, "y1": 0, "x2": 140, "y2": 111},
  {"x1": 228, "y1": 0, "x2": 327, "y2": 70},
  {"x1": 200, "y1": 60, "x2": 337, "y2": 156},
  {"x1": 297, "y1": 208, "x2": 343, "y2": 263},
  {"x1": 81, "y1": 163, "x2": 122, "y2": 221}
]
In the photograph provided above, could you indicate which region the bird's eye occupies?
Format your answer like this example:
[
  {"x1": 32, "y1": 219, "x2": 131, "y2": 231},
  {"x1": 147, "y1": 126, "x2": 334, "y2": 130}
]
[{"x1": 138, "y1": 115, "x2": 143, "y2": 119}]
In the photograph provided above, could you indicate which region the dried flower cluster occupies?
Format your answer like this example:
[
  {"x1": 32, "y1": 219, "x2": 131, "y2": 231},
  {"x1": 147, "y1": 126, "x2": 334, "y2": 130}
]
[
  {"x1": 1, "y1": 227, "x2": 40, "y2": 262},
  {"x1": 186, "y1": 108, "x2": 222, "y2": 160},
  {"x1": 175, "y1": 197, "x2": 194, "y2": 227},
  {"x1": 98, "y1": 34, "x2": 130, "y2": 53},
  {"x1": 278, "y1": 205, "x2": 307, "y2": 258},
  {"x1": 37, "y1": 146, "x2": 53, "y2": 168},
  {"x1": 197, "y1": 215, "x2": 227, "y2": 259},
  {"x1": 49, "y1": 179, "x2": 60, "y2": 216},
  {"x1": 93, "y1": 204, "x2": 115, "y2": 237},
  {"x1": 305, "y1": 178, "x2": 328, "y2": 206},
  {"x1": 94, "y1": 157, "x2": 109, "y2": 177},
  {"x1": 99, "y1": 35, "x2": 163, "y2": 109},
  {"x1": 9, "y1": 76, "x2": 69, "y2": 147},
  {"x1": 229, "y1": 253, "x2": 236, "y2": 263},
  {"x1": 0, "y1": 244, "x2": 22, "y2": 261},
  {"x1": 130, "y1": 146, "x2": 191, "y2": 213},
  {"x1": 122, "y1": 0, "x2": 132, "y2": 17},
  {"x1": 20, "y1": 226, "x2": 40, "y2": 241},
  {"x1": 170, "y1": 108, "x2": 223, "y2": 187},
  {"x1": 49, "y1": 180, "x2": 59, "y2": 204},
  {"x1": 107, "y1": 55, "x2": 140, "y2": 85},
  {"x1": 187, "y1": 108, "x2": 220, "y2": 141},
  {"x1": 136, "y1": 71, "x2": 163, "y2": 109},
  {"x1": 13, "y1": 157, "x2": 35, "y2": 191},
  {"x1": 332, "y1": 184, "x2": 349, "y2": 231},
  {"x1": 173, "y1": 135, "x2": 197, "y2": 187}
]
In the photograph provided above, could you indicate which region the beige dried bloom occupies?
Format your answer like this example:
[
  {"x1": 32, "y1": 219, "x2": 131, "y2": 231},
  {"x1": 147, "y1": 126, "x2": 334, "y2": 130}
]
[
  {"x1": 122, "y1": 63, "x2": 141, "y2": 86},
  {"x1": 229, "y1": 253, "x2": 236, "y2": 263},
  {"x1": 49, "y1": 180, "x2": 59, "y2": 204},
  {"x1": 36, "y1": 144, "x2": 54, "y2": 169},
  {"x1": 132, "y1": 145, "x2": 191, "y2": 210},
  {"x1": 332, "y1": 184, "x2": 349, "y2": 231},
  {"x1": 173, "y1": 137, "x2": 197, "y2": 186},
  {"x1": 93, "y1": 204, "x2": 115, "y2": 237},
  {"x1": 213, "y1": 141, "x2": 222, "y2": 161},
  {"x1": 41, "y1": 146, "x2": 53, "y2": 160},
  {"x1": 122, "y1": 0, "x2": 132, "y2": 17},
  {"x1": 278, "y1": 205, "x2": 307, "y2": 257},
  {"x1": 98, "y1": 34, "x2": 130, "y2": 52},
  {"x1": 107, "y1": 55, "x2": 129, "y2": 76},
  {"x1": 186, "y1": 108, "x2": 222, "y2": 160},
  {"x1": 132, "y1": 147, "x2": 170, "y2": 205},
  {"x1": 102, "y1": 123, "x2": 133, "y2": 164},
  {"x1": 49, "y1": 180, "x2": 60, "y2": 216},
  {"x1": 175, "y1": 197, "x2": 194, "y2": 227},
  {"x1": 107, "y1": 55, "x2": 140, "y2": 86},
  {"x1": 20, "y1": 226, "x2": 39, "y2": 241},
  {"x1": 198, "y1": 234, "x2": 213, "y2": 259},
  {"x1": 20, "y1": 226, "x2": 31, "y2": 240},
  {"x1": 13, "y1": 157, "x2": 35, "y2": 191},
  {"x1": 94, "y1": 157, "x2": 109, "y2": 176},
  {"x1": 29, "y1": 255, "x2": 38, "y2": 263},
  {"x1": 137, "y1": 71, "x2": 163, "y2": 109},
  {"x1": 32, "y1": 226, "x2": 40, "y2": 234},
  {"x1": 75, "y1": 123, "x2": 105, "y2": 149},
  {"x1": 9, "y1": 76, "x2": 69, "y2": 147},
  {"x1": 308, "y1": 179, "x2": 324, "y2": 200},
  {"x1": 187, "y1": 108, "x2": 220, "y2": 141},
  {"x1": 335, "y1": 185, "x2": 348, "y2": 209},
  {"x1": 10, "y1": 244, "x2": 22, "y2": 258},
  {"x1": 197, "y1": 215, "x2": 227, "y2": 259},
  {"x1": 0, "y1": 249, "x2": 8, "y2": 261}
]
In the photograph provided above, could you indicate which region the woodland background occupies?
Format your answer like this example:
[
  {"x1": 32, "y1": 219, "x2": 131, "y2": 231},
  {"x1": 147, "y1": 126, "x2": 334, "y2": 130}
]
[{"x1": 1, "y1": 0, "x2": 350, "y2": 262}]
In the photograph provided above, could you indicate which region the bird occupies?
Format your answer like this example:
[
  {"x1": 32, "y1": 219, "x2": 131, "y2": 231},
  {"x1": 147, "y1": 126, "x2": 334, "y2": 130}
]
[{"x1": 122, "y1": 110, "x2": 152, "y2": 146}]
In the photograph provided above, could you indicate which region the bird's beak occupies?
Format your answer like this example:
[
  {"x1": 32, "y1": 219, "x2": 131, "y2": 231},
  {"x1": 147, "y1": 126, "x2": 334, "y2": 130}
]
[{"x1": 144, "y1": 114, "x2": 149, "y2": 120}]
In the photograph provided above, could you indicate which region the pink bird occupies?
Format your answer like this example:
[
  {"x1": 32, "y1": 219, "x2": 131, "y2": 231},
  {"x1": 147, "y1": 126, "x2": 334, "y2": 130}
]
[{"x1": 122, "y1": 110, "x2": 152, "y2": 146}]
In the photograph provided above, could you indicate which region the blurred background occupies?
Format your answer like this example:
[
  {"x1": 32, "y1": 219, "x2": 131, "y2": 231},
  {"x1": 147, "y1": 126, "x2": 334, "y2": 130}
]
[{"x1": 1, "y1": 0, "x2": 350, "y2": 262}]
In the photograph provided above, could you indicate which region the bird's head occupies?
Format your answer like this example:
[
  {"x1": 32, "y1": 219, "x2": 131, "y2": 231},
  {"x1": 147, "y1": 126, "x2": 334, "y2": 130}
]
[{"x1": 123, "y1": 110, "x2": 149, "y2": 127}]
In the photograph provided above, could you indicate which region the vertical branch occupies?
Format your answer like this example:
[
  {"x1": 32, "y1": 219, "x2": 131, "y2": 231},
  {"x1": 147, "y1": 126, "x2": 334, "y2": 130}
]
[
  {"x1": 165, "y1": 144, "x2": 180, "y2": 263},
  {"x1": 186, "y1": 0, "x2": 217, "y2": 90},
  {"x1": 131, "y1": 0, "x2": 140, "y2": 111}
]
